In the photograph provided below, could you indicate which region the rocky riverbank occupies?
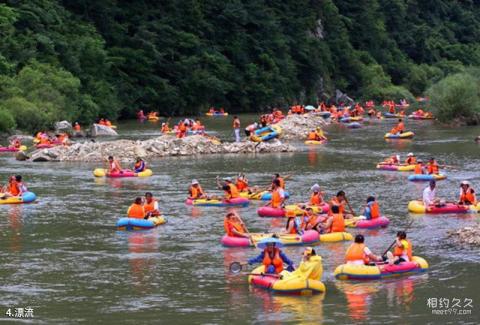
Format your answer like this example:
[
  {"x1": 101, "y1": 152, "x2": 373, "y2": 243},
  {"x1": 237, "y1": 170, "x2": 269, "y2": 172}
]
[
  {"x1": 447, "y1": 225, "x2": 480, "y2": 246},
  {"x1": 27, "y1": 135, "x2": 297, "y2": 162},
  {"x1": 276, "y1": 113, "x2": 329, "y2": 140}
]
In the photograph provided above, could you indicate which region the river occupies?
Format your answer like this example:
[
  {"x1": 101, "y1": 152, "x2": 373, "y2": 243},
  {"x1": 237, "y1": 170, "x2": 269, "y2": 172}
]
[{"x1": 0, "y1": 115, "x2": 478, "y2": 324}]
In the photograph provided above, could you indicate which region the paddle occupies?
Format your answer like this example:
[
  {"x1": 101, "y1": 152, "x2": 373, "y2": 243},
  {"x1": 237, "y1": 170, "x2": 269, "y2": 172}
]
[
  {"x1": 344, "y1": 196, "x2": 356, "y2": 216},
  {"x1": 381, "y1": 219, "x2": 415, "y2": 257},
  {"x1": 228, "y1": 261, "x2": 285, "y2": 278}
]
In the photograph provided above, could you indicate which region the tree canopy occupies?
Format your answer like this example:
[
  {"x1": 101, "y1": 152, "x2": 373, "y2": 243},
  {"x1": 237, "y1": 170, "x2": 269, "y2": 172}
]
[{"x1": 0, "y1": 0, "x2": 479, "y2": 131}]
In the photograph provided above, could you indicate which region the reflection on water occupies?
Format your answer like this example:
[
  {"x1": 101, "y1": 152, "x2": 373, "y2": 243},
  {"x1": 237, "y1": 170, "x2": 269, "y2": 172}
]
[
  {"x1": 7, "y1": 205, "x2": 23, "y2": 253},
  {"x1": 127, "y1": 231, "x2": 160, "y2": 293}
]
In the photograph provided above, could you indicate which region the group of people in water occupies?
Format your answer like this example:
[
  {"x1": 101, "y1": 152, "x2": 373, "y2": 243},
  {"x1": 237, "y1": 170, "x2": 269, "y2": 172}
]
[
  {"x1": 423, "y1": 180, "x2": 477, "y2": 208},
  {"x1": 34, "y1": 131, "x2": 71, "y2": 146}
]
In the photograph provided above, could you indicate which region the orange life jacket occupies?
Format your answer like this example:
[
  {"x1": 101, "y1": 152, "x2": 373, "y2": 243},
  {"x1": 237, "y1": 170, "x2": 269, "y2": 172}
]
[
  {"x1": 397, "y1": 122, "x2": 405, "y2": 132},
  {"x1": 227, "y1": 183, "x2": 239, "y2": 199},
  {"x1": 370, "y1": 202, "x2": 380, "y2": 219},
  {"x1": 224, "y1": 219, "x2": 244, "y2": 237},
  {"x1": 74, "y1": 124, "x2": 81, "y2": 131},
  {"x1": 330, "y1": 213, "x2": 345, "y2": 233},
  {"x1": 414, "y1": 164, "x2": 423, "y2": 174},
  {"x1": 330, "y1": 197, "x2": 345, "y2": 214},
  {"x1": 271, "y1": 189, "x2": 283, "y2": 208},
  {"x1": 106, "y1": 120, "x2": 112, "y2": 126},
  {"x1": 427, "y1": 162, "x2": 439, "y2": 174},
  {"x1": 460, "y1": 188, "x2": 476, "y2": 204},
  {"x1": 310, "y1": 192, "x2": 322, "y2": 205},
  {"x1": 236, "y1": 179, "x2": 248, "y2": 192},
  {"x1": 307, "y1": 132, "x2": 317, "y2": 140},
  {"x1": 8, "y1": 182, "x2": 20, "y2": 196},
  {"x1": 393, "y1": 239, "x2": 413, "y2": 260},
  {"x1": 179, "y1": 123, "x2": 187, "y2": 132},
  {"x1": 406, "y1": 157, "x2": 416, "y2": 165},
  {"x1": 127, "y1": 203, "x2": 145, "y2": 219},
  {"x1": 161, "y1": 125, "x2": 170, "y2": 133},
  {"x1": 144, "y1": 199, "x2": 157, "y2": 214},
  {"x1": 345, "y1": 243, "x2": 369, "y2": 264},
  {"x1": 263, "y1": 248, "x2": 283, "y2": 273},
  {"x1": 190, "y1": 185, "x2": 204, "y2": 199},
  {"x1": 287, "y1": 218, "x2": 298, "y2": 234}
]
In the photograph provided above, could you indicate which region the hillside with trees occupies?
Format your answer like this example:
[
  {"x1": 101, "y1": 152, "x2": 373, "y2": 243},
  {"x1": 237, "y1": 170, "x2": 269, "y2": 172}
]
[{"x1": 0, "y1": 0, "x2": 479, "y2": 131}]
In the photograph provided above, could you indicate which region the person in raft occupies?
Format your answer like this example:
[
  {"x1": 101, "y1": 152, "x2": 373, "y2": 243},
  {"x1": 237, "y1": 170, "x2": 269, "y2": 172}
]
[
  {"x1": 144, "y1": 192, "x2": 161, "y2": 217},
  {"x1": 216, "y1": 177, "x2": 240, "y2": 199},
  {"x1": 300, "y1": 207, "x2": 325, "y2": 233},
  {"x1": 423, "y1": 180, "x2": 441, "y2": 207},
  {"x1": 235, "y1": 174, "x2": 249, "y2": 193},
  {"x1": 363, "y1": 196, "x2": 381, "y2": 220},
  {"x1": 389, "y1": 119, "x2": 405, "y2": 135},
  {"x1": 9, "y1": 138, "x2": 21, "y2": 149},
  {"x1": 383, "y1": 154, "x2": 400, "y2": 165},
  {"x1": 224, "y1": 212, "x2": 250, "y2": 238},
  {"x1": 414, "y1": 159, "x2": 426, "y2": 174},
  {"x1": 384, "y1": 231, "x2": 412, "y2": 265},
  {"x1": 284, "y1": 209, "x2": 301, "y2": 234},
  {"x1": 1, "y1": 175, "x2": 22, "y2": 198},
  {"x1": 297, "y1": 247, "x2": 323, "y2": 279},
  {"x1": 308, "y1": 184, "x2": 324, "y2": 206},
  {"x1": 329, "y1": 190, "x2": 353, "y2": 219},
  {"x1": 321, "y1": 205, "x2": 345, "y2": 234},
  {"x1": 189, "y1": 179, "x2": 207, "y2": 199},
  {"x1": 271, "y1": 173, "x2": 286, "y2": 189},
  {"x1": 405, "y1": 153, "x2": 416, "y2": 165},
  {"x1": 133, "y1": 157, "x2": 146, "y2": 173},
  {"x1": 248, "y1": 235, "x2": 295, "y2": 274},
  {"x1": 127, "y1": 197, "x2": 145, "y2": 219},
  {"x1": 345, "y1": 234, "x2": 383, "y2": 265},
  {"x1": 266, "y1": 179, "x2": 285, "y2": 208},
  {"x1": 307, "y1": 127, "x2": 327, "y2": 142},
  {"x1": 427, "y1": 157, "x2": 440, "y2": 175},
  {"x1": 107, "y1": 156, "x2": 123, "y2": 174},
  {"x1": 458, "y1": 181, "x2": 477, "y2": 205}
]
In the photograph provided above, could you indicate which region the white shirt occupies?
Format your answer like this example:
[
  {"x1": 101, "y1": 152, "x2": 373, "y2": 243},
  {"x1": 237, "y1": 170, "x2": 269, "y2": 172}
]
[
  {"x1": 278, "y1": 188, "x2": 285, "y2": 199},
  {"x1": 423, "y1": 186, "x2": 436, "y2": 206},
  {"x1": 346, "y1": 247, "x2": 372, "y2": 265}
]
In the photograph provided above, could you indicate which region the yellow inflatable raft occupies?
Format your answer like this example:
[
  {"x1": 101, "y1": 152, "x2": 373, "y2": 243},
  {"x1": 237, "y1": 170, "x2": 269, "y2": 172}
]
[
  {"x1": 93, "y1": 168, "x2": 153, "y2": 178},
  {"x1": 248, "y1": 256, "x2": 326, "y2": 295},
  {"x1": 304, "y1": 140, "x2": 327, "y2": 145},
  {"x1": 319, "y1": 232, "x2": 353, "y2": 242},
  {"x1": 334, "y1": 256, "x2": 429, "y2": 280},
  {"x1": 384, "y1": 131, "x2": 415, "y2": 139}
]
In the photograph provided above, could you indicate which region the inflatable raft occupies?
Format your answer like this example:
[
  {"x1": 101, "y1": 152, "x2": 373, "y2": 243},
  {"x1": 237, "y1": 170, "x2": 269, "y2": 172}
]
[
  {"x1": 408, "y1": 114, "x2": 434, "y2": 120},
  {"x1": 206, "y1": 112, "x2": 228, "y2": 117},
  {"x1": 0, "y1": 145, "x2": 27, "y2": 152},
  {"x1": 407, "y1": 200, "x2": 480, "y2": 214},
  {"x1": 239, "y1": 191, "x2": 290, "y2": 201},
  {"x1": 345, "y1": 216, "x2": 390, "y2": 229},
  {"x1": 340, "y1": 116, "x2": 363, "y2": 123},
  {"x1": 384, "y1": 131, "x2": 415, "y2": 139},
  {"x1": 334, "y1": 256, "x2": 429, "y2": 280},
  {"x1": 185, "y1": 197, "x2": 249, "y2": 207},
  {"x1": 257, "y1": 203, "x2": 329, "y2": 217},
  {"x1": 250, "y1": 125, "x2": 282, "y2": 142},
  {"x1": 248, "y1": 263, "x2": 326, "y2": 295},
  {"x1": 384, "y1": 112, "x2": 405, "y2": 118},
  {"x1": 319, "y1": 232, "x2": 353, "y2": 242},
  {"x1": 407, "y1": 174, "x2": 446, "y2": 182},
  {"x1": 346, "y1": 122, "x2": 362, "y2": 129},
  {"x1": 221, "y1": 230, "x2": 320, "y2": 247},
  {"x1": 304, "y1": 140, "x2": 327, "y2": 145},
  {"x1": 147, "y1": 116, "x2": 160, "y2": 121},
  {"x1": 0, "y1": 192, "x2": 36, "y2": 204},
  {"x1": 376, "y1": 164, "x2": 415, "y2": 171},
  {"x1": 93, "y1": 168, "x2": 153, "y2": 178},
  {"x1": 116, "y1": 216, "x2": 166, "y2": 230}
]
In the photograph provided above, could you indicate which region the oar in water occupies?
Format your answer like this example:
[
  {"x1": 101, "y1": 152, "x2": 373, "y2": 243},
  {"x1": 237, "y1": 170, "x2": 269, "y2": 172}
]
[
  {"x1": 381, "y1": 219, "x2": 415, "y2": 258},
  {"x1": 344, "y1": 196, "x2": 356, "y2": 216}
]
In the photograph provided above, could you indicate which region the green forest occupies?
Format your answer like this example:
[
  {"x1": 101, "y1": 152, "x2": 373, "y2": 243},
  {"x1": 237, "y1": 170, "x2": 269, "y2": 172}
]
[{"x1": 0, "y1": 0, "x2": 480, "y2": 131}]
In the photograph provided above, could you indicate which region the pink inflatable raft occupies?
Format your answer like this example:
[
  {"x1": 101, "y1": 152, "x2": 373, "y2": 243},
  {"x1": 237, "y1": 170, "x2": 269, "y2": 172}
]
[
  {"x1": 346, "y1": 216, "x2": 390, "y2": 229},
  {"x1": 257, "y1": 203, "x2": 329, "y2": 217},
  {"x1": 221, "y1": 230, "x2": 320, "y2": 247}
]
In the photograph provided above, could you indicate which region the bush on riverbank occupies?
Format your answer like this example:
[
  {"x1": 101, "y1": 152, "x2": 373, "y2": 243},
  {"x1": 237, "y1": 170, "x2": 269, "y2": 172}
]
[
  {"x1": 0, "y1": 108, "x2": 16, "y2": 132},
  {"x1": 426, "y1": 71, "x2": 480, "y2": 124}
]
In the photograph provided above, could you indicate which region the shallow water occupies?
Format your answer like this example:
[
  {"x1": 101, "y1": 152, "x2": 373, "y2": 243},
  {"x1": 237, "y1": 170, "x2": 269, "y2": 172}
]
[{"x1": 0, "y1": 116, "x2": 479, "y2": 324}]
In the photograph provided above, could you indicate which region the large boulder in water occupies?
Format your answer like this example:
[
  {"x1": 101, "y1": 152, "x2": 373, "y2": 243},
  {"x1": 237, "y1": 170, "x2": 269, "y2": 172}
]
[
  {"x1": 31, "y1": 149, "x2": 60, "y2": 162},
  {"x1": 90, "y1": 124, "x2": 118, "y2": 137},
  {"x1": 15, "y1": 151, "x2": 29, "y2": 161},
  {"x1": 55, "y1": 121, "x2": 73, "y2": 133},
  {"x1": 8, "y1": 134, "x2": 34, "y2": 143}
]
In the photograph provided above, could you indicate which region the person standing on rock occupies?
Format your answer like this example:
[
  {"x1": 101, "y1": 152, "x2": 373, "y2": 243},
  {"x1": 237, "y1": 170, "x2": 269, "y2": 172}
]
[{"x1": 233, "y1": 116, "x2": 241, "y2": 142}]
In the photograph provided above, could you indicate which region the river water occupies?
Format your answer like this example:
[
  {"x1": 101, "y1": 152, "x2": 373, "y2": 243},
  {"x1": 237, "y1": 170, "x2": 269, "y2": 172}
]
[{"x1": 0, "y1": 116, "x2": 478, "y2": 324}]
